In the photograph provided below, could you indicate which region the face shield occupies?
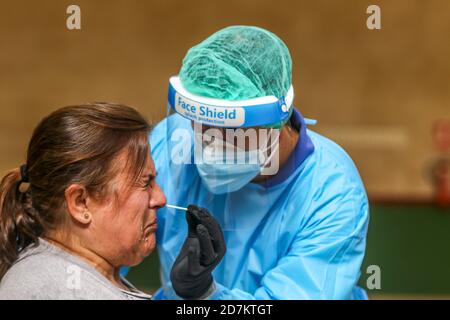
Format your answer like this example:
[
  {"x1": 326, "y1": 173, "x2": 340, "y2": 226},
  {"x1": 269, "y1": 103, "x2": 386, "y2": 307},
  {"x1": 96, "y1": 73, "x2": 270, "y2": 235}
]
[{"x1": 164, "y1": 75, "x2": 295, "y2": 230}]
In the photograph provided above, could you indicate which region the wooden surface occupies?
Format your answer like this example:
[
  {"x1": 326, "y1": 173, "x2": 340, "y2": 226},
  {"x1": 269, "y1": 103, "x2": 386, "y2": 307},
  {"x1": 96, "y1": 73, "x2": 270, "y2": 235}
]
[{"x1": 1, "y1": 0, "x2": 449, "y2": 198}]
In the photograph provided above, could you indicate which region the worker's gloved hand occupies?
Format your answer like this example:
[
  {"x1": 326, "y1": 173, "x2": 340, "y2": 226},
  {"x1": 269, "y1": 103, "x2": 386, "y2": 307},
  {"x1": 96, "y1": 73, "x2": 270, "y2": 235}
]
[{"x1": 170, "y1": 205, "x2": 226, "y2": 299}]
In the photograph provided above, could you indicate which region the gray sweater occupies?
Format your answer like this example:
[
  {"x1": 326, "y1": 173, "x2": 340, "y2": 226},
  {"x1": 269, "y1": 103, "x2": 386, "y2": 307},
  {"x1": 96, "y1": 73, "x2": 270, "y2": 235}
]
[{"x1": 0, "y1": 238, "x2": 152, "y2": 300}]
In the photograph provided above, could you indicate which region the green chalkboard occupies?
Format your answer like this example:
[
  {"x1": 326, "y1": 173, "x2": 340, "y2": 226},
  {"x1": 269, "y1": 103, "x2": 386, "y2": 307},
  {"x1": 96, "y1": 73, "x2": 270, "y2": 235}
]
[{"x1": 359, "y1": 204, "x2": 450, "y2": 296}]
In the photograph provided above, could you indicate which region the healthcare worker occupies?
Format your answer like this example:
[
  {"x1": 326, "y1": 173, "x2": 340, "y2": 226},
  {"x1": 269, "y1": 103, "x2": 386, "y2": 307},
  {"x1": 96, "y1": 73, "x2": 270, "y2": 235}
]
[{"x1": 150, "y1": 26, "x2": 369, "y2": 300}]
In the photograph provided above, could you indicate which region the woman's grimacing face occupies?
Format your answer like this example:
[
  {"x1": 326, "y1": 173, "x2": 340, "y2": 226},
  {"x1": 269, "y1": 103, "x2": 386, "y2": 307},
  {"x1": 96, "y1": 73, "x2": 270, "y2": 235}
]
[{"x1": 86, "y1": 150, "x2": 167, "y2": 268}]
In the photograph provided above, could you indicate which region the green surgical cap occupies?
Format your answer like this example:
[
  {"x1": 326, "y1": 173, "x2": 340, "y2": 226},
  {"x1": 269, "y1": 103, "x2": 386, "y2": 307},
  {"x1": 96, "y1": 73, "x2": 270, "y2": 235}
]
[{"x1": 179, "y1": 26, "x2": 293, "y2": 103}]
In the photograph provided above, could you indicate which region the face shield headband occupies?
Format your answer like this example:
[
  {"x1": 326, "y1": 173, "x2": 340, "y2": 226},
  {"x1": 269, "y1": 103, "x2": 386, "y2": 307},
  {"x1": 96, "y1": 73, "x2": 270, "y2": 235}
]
[{"x1": 168, "y1": 76, "x2": 294, "y2": 128}]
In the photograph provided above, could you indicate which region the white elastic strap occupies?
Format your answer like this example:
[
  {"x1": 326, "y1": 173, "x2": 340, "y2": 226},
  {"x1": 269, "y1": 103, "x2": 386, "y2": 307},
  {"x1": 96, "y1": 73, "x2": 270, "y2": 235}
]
[
  {"x1": 304, "y1": 118, "x2": 317, "y2": 126},
  {"x1": 284, "y1": 86, "x2": 294, "y2": 111},
  {"x1": 171, "y1": 76, "x2": 279, "y2": 107}
]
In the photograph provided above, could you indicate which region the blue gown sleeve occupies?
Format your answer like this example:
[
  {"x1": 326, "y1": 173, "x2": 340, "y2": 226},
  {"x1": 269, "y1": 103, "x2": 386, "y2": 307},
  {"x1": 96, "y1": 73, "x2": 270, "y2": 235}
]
[
  {"x1": 151, "y1": 121, "x2": 369, "y2": 300},
  {"x1": 214, "y1": 166, "x2": 369, "y2": 300},
  {"x1": 155, "y1": 170, "x2": 369, "y2": 300}
]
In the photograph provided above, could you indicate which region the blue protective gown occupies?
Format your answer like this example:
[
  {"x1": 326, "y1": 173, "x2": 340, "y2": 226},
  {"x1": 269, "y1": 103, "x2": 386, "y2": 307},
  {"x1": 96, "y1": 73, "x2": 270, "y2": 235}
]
[{"x1": 150, "y1": 109, "x2": 369, "y2": 300}]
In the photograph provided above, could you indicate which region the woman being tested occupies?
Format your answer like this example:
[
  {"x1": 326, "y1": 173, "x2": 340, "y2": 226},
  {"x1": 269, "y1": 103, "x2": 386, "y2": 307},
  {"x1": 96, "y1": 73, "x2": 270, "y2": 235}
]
[{"x1": 0, "y1": 103, "x2": 225, "y2": 300}]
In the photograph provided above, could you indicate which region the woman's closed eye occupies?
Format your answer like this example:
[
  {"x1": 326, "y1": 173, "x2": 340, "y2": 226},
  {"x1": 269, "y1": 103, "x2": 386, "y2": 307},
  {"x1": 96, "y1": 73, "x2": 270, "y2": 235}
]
[
  {"x1": 144, "y1": 179, "x2": 152, "y2": 189},
  {"x1": 142, "y1": 174, "x2": 156, "y2": 190}
]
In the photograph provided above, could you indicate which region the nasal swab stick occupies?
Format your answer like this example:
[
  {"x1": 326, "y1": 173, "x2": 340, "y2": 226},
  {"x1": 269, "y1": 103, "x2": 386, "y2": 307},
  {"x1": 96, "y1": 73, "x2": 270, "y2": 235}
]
[{"x1": 166, "y1": 204, "x2": 188, "y2": 211}]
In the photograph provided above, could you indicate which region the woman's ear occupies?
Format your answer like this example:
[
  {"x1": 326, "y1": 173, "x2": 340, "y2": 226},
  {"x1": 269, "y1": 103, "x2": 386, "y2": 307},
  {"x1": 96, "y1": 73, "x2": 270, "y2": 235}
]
[{"x1": 65, "y1": 184, "x2": 91, "y2": 225}]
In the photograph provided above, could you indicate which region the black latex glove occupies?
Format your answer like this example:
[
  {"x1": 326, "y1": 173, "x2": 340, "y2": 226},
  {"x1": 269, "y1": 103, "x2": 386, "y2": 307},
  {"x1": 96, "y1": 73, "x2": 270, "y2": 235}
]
[{"x1": 170, "y1": 205, "x2": 226, "y2": 299}]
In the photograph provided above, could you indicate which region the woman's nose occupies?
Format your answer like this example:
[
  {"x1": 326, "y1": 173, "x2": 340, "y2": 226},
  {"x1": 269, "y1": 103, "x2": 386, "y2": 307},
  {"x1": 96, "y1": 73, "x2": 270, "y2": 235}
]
[{"x1": 149, "y1": 182, "x2": 166, "y2": 209}]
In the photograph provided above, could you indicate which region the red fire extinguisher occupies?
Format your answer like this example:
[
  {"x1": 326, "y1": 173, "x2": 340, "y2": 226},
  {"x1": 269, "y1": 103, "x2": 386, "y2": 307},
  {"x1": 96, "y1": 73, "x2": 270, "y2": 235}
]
[
  {"x1": 432, "y1": 120, "x2": 450, "y2": 207},
  {"x1": 432, "y1": 158, "x2": 450, "y2": 207}
]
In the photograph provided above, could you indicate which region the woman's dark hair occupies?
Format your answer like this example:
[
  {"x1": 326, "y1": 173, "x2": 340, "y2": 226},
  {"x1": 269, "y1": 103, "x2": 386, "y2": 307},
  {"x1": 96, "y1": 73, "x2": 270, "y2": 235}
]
[{"x1": 0, "y1": 102, "x2": 151, "y2": 279}]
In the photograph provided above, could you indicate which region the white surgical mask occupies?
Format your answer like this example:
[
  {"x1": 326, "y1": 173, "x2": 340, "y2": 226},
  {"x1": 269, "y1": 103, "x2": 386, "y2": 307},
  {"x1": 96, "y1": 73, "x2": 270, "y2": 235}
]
[{"x1": 195, "y1": 130, "x2": 279, "y2": 194}]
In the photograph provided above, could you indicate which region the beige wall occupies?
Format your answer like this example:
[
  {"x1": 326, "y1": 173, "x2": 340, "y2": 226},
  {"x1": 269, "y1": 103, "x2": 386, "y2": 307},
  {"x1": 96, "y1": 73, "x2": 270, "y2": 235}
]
[{"x1": 1, "y1": 0, "x2": 449, "y2": 198}]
